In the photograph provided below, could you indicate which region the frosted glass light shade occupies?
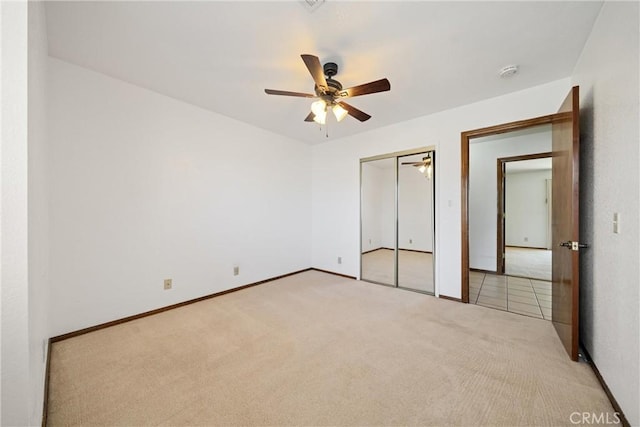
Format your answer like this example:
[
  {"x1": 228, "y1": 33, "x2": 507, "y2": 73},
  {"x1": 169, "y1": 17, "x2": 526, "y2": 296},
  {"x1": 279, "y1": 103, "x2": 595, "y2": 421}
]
[
  {"x1": 311, "y1": 100, "x2": 326, "y2": 116},
  {"x1": 313, "y1": 110, "x2": 327, "y2": 125},
  {"x1": 332, "y1": 104, "x2": 348, "y2": 122}
]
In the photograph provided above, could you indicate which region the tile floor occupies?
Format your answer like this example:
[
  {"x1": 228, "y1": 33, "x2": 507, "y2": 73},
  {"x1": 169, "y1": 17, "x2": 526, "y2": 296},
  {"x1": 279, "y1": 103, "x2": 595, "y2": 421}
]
[{"x1": 469, "y1": 271, "x2": 552, "y2": 320}]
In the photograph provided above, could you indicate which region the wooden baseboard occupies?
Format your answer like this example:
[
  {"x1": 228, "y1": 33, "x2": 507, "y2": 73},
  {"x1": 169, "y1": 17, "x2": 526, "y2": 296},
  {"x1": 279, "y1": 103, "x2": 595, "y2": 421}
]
[
  {"x1": 363, "y1": 247, "x2": 433, "y2": 255},
  {"x1": 398, "y1": 248, "x2": 433, "y2": 254},
  {"x1": 310, "y1": 268, "x2": 356, "y2": 280},
  {"x1": 361, "y1": 247, "x2": 381, "y2": 254},
  {"x1": 470, "y1": 267, "x2": 498, "y2": 275},
  {"x1": 50, "y1": 268, "x2": 314, "y2": 343},
  {"x1": 439, "y1": 294, "x2": 462, "y2": 302},
  {"x1": 361, "y1": 247, "x2": 394, "y2": 254},
  {"x1": 581, "y1": 345, "x2": 629, "y2": 427},
  {"x1": 505, "y1": 245, "x2": 549, "y2": 250}
]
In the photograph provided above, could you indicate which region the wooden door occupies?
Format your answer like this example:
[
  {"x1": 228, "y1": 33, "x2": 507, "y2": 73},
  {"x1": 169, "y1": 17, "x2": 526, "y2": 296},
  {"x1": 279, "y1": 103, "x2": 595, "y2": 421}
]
[{"x1": 551, "y1": 86, "x2": 581, "y2": 361}]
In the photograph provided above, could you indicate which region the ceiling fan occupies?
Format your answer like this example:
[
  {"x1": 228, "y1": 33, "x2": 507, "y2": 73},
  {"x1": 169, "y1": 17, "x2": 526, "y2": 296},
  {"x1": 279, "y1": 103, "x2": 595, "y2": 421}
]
[
  {"x1": 401, "y1": 153, "x2": 433, "y2": 178},
  {"x1": 264, "y1": 54, "x2": 390, "y2": 124}
]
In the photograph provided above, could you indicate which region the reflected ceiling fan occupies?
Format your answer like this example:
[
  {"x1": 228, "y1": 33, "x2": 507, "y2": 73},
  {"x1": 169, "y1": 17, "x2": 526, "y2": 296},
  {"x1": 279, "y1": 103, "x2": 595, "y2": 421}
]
[
  {"x1": 401, "y1": 153, "x2": 433, "y2": 178},
  {"x1": 264, "y1": 54, "x2": 390, "y2": 125}
]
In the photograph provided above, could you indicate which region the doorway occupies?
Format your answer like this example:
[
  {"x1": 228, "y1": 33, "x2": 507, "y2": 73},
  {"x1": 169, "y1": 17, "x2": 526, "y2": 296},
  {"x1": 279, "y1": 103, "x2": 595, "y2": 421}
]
[
  {"x1": 498, "y1": 152, "x2": 553, "y2": 281},
  {"x1": 461, "y1": 85, "x2": 582, "y2": 361},
  {"x1": 360, "y1": 148, "x2": 436, "y2": 295},
  {"x1": 466, "y1": 125, "x2": 553, "y2": 319}
]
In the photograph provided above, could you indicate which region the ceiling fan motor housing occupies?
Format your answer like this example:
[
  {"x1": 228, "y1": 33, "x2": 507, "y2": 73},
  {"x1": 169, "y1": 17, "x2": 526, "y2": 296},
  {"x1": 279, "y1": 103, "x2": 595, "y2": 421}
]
[
  {"x1": 326, "y1": 78, "x2": 342, "y2": 91},
  {"x1": 323, "y1": 62, "x2": 338, "y2": 77},
  {"x1": 318, "y1": 62, "x2": 342, "y2": 98}
]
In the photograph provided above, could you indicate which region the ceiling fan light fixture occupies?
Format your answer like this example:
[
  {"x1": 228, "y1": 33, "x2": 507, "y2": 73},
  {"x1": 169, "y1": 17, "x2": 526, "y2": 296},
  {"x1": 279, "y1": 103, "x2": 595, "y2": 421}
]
[
  {"x1": 332, "y1": 104, "x2": 348, "y2": 122},
  {"x1": 264, "y1": 54, "x2": 390, "y2": 127},
  {"x1": 311, "y1": 99, "x2": 326, "y2": 116},
  {"x1": 313, "y1": 109, "x2": 327, "y2": 125},
  {"x1": 418, "y1": 165, "x2": 426, "y2": 173}
]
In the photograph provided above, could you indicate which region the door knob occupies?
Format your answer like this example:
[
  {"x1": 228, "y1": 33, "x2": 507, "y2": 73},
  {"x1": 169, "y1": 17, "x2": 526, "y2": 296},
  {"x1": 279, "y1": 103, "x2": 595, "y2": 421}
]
[{"x1": 559, "y1": 241, "x2": 588, "y2": 250}]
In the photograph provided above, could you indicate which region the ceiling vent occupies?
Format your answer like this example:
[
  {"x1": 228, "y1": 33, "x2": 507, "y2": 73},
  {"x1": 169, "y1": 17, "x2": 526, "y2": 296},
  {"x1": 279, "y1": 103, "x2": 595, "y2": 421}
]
[{"x1": 299, "y1": 0, "x2": 326, "y2": 13}]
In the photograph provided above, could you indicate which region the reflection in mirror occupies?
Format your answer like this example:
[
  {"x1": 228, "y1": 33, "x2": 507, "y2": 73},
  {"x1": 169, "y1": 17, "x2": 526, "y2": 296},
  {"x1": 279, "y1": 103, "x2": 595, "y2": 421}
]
[
  {"x1": 360, "y1": 158, "x2": 395, "y2": 286},
  {"x1": 398, "y1": 152, "x2": 435, "y2": 293}
]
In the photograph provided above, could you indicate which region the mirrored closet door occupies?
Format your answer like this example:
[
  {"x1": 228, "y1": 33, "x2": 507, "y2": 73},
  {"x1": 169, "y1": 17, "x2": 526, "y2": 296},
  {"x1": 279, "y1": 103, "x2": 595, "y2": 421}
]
[
  {"x1": 397, "y1": 152, "x2": 435, "y2": 293},
  {"x1": 360, "y1": 149, "x2": 435, "y2": 294},
  {"x1": 360, "y1": 157, "x2": 396, "y2": 286}
]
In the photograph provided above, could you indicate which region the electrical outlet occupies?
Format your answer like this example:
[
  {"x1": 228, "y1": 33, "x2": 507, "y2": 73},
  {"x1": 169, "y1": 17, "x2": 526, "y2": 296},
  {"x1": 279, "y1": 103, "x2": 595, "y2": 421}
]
[
  {"x1": 409, "y1": 239, "x2": 413, "y2": 244},
  {"x1": 338, "y1": 257, "x2": 342, "y2": 264},
  {"x1": 369, "y1": 239, "x2": 371, "y2": 244},
  {"x1": 164, "y1": 279, "x2": 172, "y2": 290},
  {"x1": 233, "y1": 266, "x2": 240, "y2": 276},
  {"x1": 524, "y1": 237, "x2": 529, "y2": 242}
]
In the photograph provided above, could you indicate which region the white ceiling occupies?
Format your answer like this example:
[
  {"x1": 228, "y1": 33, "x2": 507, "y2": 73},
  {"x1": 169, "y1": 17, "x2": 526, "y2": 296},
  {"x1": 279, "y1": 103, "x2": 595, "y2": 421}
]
[{"x1": 45, "y1": 1, "x2": 603, "y2": 145}]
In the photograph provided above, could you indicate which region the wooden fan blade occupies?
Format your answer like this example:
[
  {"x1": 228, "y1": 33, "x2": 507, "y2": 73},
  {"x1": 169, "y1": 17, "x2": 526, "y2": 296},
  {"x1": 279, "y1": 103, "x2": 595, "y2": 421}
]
[
  {"x1": 301, "y1": 54, "x2": 328, "y2": 93},
  {"x1": 304, "y1": 112, "x2": 315, "y2": 122},
  {"x1": 340, "y1": 78, "x2": 390, "y2": 98},
  {"x1": 401, "y1": 162, "x2": 423, "y2": 166},
  {"x1": 337, "y1": 101, "x2": 371, "y2": 122},
  {"x1": 265, "y1": 89, "x2": 315, "y2": 98}
]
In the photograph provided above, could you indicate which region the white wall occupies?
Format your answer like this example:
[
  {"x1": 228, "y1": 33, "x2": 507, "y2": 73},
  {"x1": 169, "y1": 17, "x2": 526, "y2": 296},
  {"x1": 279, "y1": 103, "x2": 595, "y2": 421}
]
[
  {"x1": 505, "y1": 169, "x2": 551, "y2": 249},
  {"x1": 379, "y1": 166, "x2": 395, "y2": 249},
  {"x1": 571, "y1": 2, "x2": 639, "y2": 425},
  {"x1": 360, "y1": 161, "x2": 394, "y2": 253},
  {"x1": 360, "y1": 162, "x2": 382, "y2": 252},
  {"x1": 312, "y1": 78, "x2": 571, "y2": 297},
  {"x1": 469, "y1": 129, "x2": 551, "y2": 271},
  {"x1": 1, "y1": 4, "x2": 51, "y2": 424},
  {"x1": 1, "y1": 2, "x2": 31, "y2": 424},
  {"x1": 398, "y1": 165, "x2": 433, "y2": 252},
  {"x1": 48, "y1": 58, "x2": 312, "y2": 336},
  {"x1": 27, "y1": 1, "x2": 50, "y2": 424}
]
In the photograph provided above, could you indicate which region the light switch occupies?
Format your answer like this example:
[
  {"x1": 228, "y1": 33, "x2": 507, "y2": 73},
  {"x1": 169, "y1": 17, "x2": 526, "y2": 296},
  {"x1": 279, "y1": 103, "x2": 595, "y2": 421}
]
[{"x1": 613, "y1": 213, "x2": 620, "y2": 234}]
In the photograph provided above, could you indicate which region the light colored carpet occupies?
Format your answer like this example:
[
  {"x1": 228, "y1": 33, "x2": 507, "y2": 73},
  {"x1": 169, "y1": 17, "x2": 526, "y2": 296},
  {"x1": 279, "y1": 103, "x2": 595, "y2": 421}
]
[
  {"x1": 505, "y1": 246, "x2": 552, "y2": 281},
  {"x1": 361, "y1": 249, "x2": 434, "y2": 293},
  {"x1": 48, "y1": 270, "x2": 616, "y2": 426}
]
